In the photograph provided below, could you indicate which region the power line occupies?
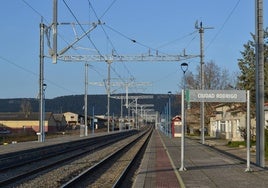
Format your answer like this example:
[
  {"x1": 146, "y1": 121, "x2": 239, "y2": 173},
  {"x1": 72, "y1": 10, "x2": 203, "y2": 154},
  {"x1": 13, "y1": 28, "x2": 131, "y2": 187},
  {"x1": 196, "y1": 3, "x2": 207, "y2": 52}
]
[
  {"x1": 206, "y1": 0, "x2": 241, "y2": 50},
  {"x1": 21, "y1": 0, "x2": 49, "y2": 24},
  {"x1": 87, "y1": 1, "x2": 121, "y2": 56},
  {"x1": 62, "y1": 1, "x2": 137, "y2": 94},
  {"x1": 0, "y1": 56, "x2": 76, "y2": 93},
  {"x1": 0, "y1": 56, "x2": 37, "y2": 76},
  {"x1": 104, "y1": 24, "x2": 179, "y2": 56},
  {"x1": 156, "y1": 30, "x2": 198, "y2": 49},
  {"x1": 99, "y1": 0, "x2": 119, "y2": 19},
  {"x1": 87, "y1": 1, "x2": 136, "y2": 82}
]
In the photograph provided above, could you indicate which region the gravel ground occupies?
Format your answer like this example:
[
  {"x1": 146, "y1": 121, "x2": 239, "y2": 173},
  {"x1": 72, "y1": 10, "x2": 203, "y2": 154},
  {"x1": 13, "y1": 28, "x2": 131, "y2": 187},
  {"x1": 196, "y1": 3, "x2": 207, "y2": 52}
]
[{"x1": 16, "y1": 133, "x2": 141, "y2": 188}]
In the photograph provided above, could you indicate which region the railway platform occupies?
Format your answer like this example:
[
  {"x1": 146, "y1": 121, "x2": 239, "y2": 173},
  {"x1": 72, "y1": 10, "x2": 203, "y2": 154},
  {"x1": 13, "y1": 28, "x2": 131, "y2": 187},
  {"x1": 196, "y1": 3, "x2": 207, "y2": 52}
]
[
  {"x1": 0, "y1": 132, "x2": 105, "y2": 155},
  {"x1": 133, "y1": 129, "x2": 268, "y2": 188}
]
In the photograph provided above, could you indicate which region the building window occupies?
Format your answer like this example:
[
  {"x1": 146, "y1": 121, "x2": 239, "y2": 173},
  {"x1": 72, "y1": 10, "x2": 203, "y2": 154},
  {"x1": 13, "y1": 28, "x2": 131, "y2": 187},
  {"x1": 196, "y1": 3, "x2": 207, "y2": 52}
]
[
  {"x1": 220, "y1": 121, "x2": 225, "y2": 132},
  {"x1": 236, "y1": 119, "x2": 240, "y2": 133}
]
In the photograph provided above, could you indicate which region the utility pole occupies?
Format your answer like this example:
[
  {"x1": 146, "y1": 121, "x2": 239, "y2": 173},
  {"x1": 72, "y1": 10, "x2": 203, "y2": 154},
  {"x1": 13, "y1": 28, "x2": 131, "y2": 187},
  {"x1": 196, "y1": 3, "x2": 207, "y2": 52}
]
[
  {"x1": 42, "y1": 0, "x2": 99, "y2": 138},
  {"x1": 255, "y1": 0, "x2": 265, "y2": 167},
  {"x1": 38, "y1": 0, "x2": 58, "y2": 142},
  {"x1": 195, "y1": 21, "x2": 213, "y2": 144},
  {"x1": 39, "y1": 19, "x2": 45, "y2": 142},
  {"x1": 107, "y1": 60, "x2": 111, "y2": 133},
  {"x1": 84, "y1": 63, "x2": 88, "y2": 136},
  {"x1": 52, "y1": 0, "x2": 57, "y2": 64}
]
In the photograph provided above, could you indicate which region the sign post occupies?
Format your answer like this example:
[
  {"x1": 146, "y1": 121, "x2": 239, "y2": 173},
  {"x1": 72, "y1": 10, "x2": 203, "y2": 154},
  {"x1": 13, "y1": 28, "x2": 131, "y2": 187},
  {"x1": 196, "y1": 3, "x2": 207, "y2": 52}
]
[{"x1": 179, "y1": 89, "x2": 186, "y2": 171}]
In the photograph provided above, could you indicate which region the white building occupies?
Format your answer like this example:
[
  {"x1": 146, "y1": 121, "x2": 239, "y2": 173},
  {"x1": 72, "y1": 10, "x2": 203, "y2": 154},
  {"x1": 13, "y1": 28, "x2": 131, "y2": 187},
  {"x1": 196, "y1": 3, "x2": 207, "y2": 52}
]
[{"x1": 209, "y1": 104, "x2": 252, "y2": 141}]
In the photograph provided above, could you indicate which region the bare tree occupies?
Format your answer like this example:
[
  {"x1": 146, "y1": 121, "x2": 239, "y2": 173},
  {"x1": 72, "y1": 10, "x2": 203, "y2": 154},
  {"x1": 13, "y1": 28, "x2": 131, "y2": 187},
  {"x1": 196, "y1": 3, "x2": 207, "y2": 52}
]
[
  {"x1": 185, "y1": 60, "x2": 235, "y2": 90},
  {"x1": 20, "y1": 99, "x2": 32, "y2": 117}
]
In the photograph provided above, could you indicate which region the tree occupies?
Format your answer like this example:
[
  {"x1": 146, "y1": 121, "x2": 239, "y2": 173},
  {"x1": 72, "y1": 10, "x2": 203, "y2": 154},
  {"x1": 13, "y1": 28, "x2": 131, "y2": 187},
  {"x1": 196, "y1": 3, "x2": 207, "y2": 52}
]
[
  {"x1": 184, "y1": 60, "x2": 235, "y2": 90},
  {"x1": 20, "y1": 99, "x2": 32, "y2": 117},
  {"x1": 237, "y1": 27, "x2": 268, "y2": 117}
]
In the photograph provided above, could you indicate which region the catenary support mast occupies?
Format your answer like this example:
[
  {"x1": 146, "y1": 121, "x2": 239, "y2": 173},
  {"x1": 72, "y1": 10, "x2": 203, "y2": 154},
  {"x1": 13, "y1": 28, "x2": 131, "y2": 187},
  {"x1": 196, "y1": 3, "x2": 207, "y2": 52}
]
[{"x1": 255, "y1": 0, "x2": 265, "y2": 167}]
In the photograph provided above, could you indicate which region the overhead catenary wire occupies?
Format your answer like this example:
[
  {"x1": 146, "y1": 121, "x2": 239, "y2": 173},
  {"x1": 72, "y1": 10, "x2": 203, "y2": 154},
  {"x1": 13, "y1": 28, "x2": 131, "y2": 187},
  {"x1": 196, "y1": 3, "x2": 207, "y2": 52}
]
[
  {"x1": 21, "y1": 0, "x2": 49, "y2": 24},
  {"x1": 63, "y1": 0, "x2": 143, "y2": 94},
  {"x1": 0, "y1": 56, "x2": 76, "y2": 94},
  {"x1": 20, "y1": 0, "x2": 216, "y2": 97},
  {"x1": 205, "y1": 0, "x2": 241, "y2": 50},
  {"x1": 63, "y1": 1, "x2": 135, "y2": 86},
  {"x1": 21, "y1": 0, "x2": 139, "y2": 94},
  {"x1": 73, "y1": 1, "x2": 199, "y2": 94},
  {"x1": 63, "y1": 0, "x2": 103, "y2": 58},
  {"x1": 87, "y1": 1, "x2": 120, "y2": 56},
  {"x1": 156, "y1": 30, "x2": 198, "y2": 50},
  {"x1": 87, "y1": 0, "x2": 137, "y2": 84},
  {"x1": 103, "y1": 23, "x2": 186, "y2": 57},
  {"x1": 99, "y1": 0, "x2": 119, "y2": 20}
]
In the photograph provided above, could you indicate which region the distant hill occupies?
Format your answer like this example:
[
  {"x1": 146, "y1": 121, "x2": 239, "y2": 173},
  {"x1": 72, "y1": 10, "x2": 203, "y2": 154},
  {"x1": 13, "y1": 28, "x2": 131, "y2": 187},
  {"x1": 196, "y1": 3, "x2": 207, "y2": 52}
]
[{"x1": 0, "y1": 93, "x2": 181, "y2": 116}]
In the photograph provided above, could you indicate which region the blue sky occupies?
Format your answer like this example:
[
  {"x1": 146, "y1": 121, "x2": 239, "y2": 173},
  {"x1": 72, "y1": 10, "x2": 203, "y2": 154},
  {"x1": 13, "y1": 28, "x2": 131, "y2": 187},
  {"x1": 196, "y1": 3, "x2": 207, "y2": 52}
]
[{"x1": 0, "y1": 0, "x2": 267, "y2": 99}]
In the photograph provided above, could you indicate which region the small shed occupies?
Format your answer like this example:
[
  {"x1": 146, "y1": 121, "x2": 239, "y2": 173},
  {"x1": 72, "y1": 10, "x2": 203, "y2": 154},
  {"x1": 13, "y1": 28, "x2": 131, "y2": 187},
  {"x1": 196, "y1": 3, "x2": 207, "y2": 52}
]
[{"x1": 171, "y1": 115, "x2": 182, "y2": 137}]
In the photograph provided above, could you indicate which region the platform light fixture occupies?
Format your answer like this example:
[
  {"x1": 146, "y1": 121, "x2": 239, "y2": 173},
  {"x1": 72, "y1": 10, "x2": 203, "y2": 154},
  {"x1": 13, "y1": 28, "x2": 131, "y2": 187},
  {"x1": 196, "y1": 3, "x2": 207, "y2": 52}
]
[{"x1": 180, "y1": 62, "x2": 188, "y2": 74}]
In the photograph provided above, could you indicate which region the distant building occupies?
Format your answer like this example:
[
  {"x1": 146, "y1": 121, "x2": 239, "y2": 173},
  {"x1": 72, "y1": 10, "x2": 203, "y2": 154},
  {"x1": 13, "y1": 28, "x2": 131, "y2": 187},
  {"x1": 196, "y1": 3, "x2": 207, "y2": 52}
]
[
  {"x1": 63, "y1": 112, "x2": 107, "y2": 130},
  {"x1": 0, "y1": 112, "x2": 66, "y2": 133},
  {"x1": 64, "y1": 112, "x2": 80, "y2": 129}
]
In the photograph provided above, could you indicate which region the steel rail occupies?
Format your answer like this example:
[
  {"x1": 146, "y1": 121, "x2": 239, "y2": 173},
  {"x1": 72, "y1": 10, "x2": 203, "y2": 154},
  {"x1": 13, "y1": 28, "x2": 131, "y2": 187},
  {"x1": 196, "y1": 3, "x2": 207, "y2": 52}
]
[
  {"x1": 112, "y1": 128, "x2": 153, "y2": 188},
  {"x1": 61, "y1": 127, "x2": 152, "y2": 188}
]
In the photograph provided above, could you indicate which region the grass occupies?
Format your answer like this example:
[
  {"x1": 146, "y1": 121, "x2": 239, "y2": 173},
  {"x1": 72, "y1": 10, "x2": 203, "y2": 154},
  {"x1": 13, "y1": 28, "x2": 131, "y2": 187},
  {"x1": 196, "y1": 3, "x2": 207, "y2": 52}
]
[
  {"x1": 0, "y1": 128, "x2": 108, "y2": 145},
  {"x1": 0, "y1": 132, "x2": 70, "y2": 144},
  {"x1": 227, "y1": 130, "x2": 268, "y2": 158},
  {"x1": 227, "y1": 141, "x2": 247, "y2": 147}
]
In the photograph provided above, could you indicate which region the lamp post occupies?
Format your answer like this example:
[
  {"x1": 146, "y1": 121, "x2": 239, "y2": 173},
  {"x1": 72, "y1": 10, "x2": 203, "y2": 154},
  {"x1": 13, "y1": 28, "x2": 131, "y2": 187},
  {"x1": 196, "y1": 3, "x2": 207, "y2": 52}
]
[
  {"x1": 166, "y1": 103, "x2": 168, "y2": 136},
  {"x1": 181, "y1": 62, "x2": 188, "y2": 125},
  {"x1": 168, "y1": 91, "x2": 172, "y2": 138},
  {"x1": 164, "y1": 104, "x2": 168, "y2": 135},
  {"x1": 179, "y1": 62, "x2": 188, "y2": 171},
  {"x1": 92, "y1": 105, "x2": 95, "y2": 135}
]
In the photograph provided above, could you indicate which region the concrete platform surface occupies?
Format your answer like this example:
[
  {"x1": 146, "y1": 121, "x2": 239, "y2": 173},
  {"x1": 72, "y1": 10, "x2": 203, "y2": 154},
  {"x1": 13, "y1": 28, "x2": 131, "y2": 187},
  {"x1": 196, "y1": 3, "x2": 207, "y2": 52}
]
[{"x1": 133, "y1": 129, "x2": 268, "y2": 188}]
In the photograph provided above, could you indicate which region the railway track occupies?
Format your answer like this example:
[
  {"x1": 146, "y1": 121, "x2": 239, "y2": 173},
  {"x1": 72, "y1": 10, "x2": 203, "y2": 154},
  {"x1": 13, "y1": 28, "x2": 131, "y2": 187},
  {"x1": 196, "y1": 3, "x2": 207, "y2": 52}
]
[
  {"x1": 61, "y1": 126, "x2": 152, "y2": 188},
  {"x1": 0, "y1": 129, "x2": 146, "y2": 187}
]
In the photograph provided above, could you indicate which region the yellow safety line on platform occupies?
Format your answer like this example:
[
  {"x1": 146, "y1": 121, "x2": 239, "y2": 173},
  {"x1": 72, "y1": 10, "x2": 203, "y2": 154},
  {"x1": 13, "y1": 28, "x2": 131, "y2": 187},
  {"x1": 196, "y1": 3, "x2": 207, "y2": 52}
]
[{"x1": 157, "y1": 130, "x2": 186, "y2": 188}]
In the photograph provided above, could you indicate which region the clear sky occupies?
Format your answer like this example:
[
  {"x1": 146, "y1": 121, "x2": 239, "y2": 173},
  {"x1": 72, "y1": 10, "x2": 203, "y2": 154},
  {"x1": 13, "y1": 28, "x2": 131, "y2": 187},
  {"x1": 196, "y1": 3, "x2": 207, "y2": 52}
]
[{"x1": 0, "y1": 0, "x2": 267, "y2": 99}]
